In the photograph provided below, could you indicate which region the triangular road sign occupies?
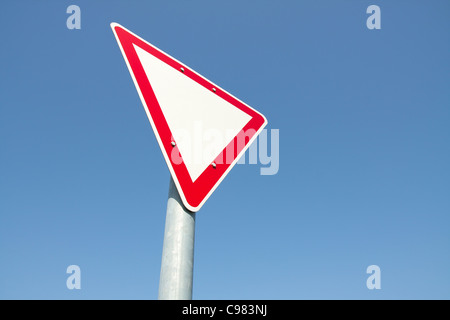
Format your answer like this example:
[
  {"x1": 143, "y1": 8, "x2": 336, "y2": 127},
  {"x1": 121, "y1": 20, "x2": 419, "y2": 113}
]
[{"x1": 111, "y1": 23, "x2": 267, "y2": 212}]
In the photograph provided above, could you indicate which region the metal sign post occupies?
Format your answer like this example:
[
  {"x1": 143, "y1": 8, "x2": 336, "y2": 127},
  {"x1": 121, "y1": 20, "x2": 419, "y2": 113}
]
[
  {"x1": 111, "y1": 23, "x2": 267, "y2": 300},
  {"x1": 158, "y1": 177, "x2": 196, "y2": 300}
]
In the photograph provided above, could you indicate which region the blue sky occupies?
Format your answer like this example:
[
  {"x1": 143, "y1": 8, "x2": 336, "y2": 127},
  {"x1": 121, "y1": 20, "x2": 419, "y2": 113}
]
[{"x1": 1, "y1": 0, "x2": 449, "y2": 299}]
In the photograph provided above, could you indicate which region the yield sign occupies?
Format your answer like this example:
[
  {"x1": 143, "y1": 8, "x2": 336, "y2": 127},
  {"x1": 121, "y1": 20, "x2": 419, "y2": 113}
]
[{"x1": 111, "y1": 23, "x2": 267, "y2": 212}]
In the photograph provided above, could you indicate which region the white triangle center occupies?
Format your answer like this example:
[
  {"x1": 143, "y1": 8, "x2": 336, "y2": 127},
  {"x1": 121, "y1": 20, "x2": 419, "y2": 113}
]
[{"x1": 134, "y1": 44, "x2": 251, "y2": 182}]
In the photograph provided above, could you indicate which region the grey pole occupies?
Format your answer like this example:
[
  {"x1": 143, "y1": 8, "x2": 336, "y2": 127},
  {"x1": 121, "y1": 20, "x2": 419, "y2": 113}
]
[{"x1": 158, "y1": 177, "x2": 196, "y2": 300}]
